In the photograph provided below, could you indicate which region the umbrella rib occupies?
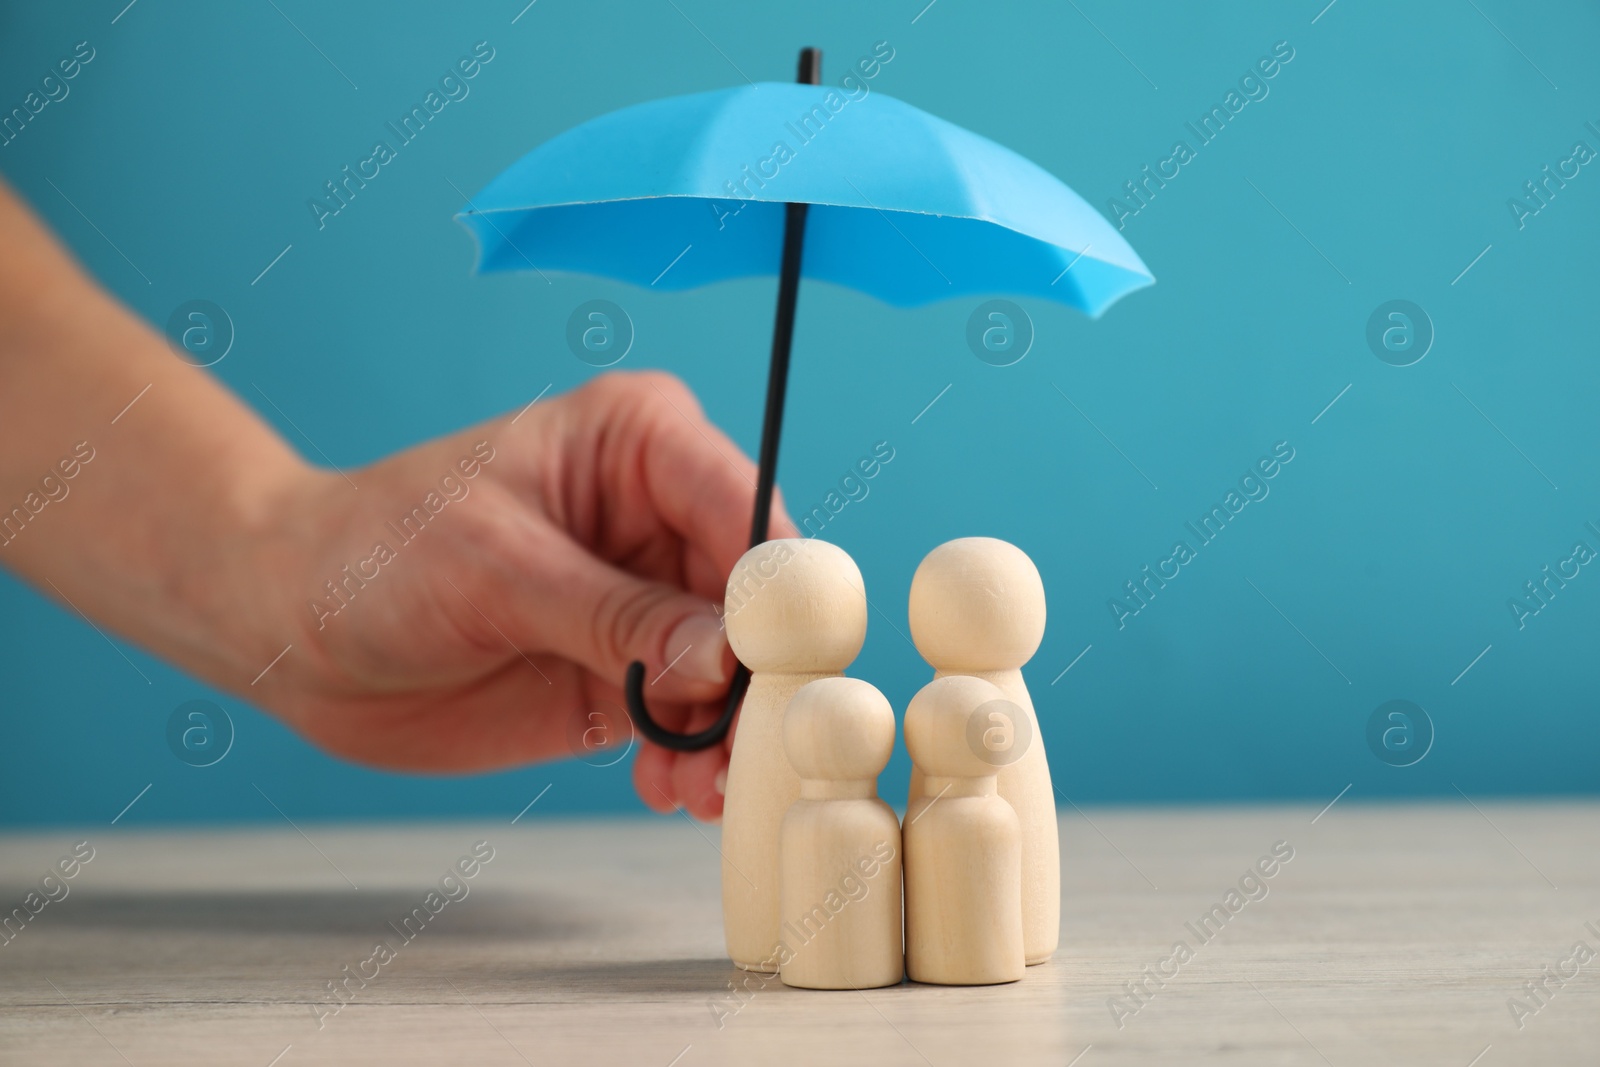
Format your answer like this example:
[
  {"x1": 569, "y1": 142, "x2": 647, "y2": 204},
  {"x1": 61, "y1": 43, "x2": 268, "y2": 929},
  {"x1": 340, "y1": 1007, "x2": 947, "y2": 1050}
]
[
  {"x1": 445, "y1": 177, "x2": 552, "y2": 284},
  {"x1": 840, "y1": 177, "x2": 950, "y2": 285}
]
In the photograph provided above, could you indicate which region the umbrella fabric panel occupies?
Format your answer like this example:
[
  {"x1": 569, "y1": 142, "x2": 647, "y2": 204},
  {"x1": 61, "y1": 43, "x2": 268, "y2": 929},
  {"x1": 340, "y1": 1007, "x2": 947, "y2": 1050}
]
[
  {"x1": 461, "y1": 195, "x2": 1151, "y2": 313},
  {"x1": 467, "y1": 196, "x2": 785, "y2": 291},
  {"x1": 803, "y1": 205, "x2": 1152, "y2": 314},
  {"x1": 457, "y1": 83, "x2": 1153, "y2": 310}
]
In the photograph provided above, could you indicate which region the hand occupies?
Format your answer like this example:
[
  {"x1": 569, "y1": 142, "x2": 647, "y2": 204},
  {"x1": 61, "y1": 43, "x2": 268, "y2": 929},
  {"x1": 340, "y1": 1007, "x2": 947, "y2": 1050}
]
[
  {"x1": 0, "y1": 182, "x2": 776, "y2": 821},
  {"x1": 244, "y1": 371, "x2": 794, "y2": 822}
]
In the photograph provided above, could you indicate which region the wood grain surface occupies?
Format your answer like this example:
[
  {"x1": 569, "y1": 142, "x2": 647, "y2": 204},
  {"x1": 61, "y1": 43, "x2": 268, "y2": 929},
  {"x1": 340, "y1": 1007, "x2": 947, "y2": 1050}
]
[{"x1": 1, "y1": 799, "x2": 1596, "y2": 1066}]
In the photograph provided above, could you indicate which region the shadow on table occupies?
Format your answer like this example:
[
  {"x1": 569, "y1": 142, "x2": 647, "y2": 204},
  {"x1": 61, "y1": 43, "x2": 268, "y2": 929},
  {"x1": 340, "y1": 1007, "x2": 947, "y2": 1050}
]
[
  {"x1": 43, "y1": 888, "x2": 597, "y2": 940},
  {"x1": 455, "y1": 957, "x2": 756, "y2": 999}
]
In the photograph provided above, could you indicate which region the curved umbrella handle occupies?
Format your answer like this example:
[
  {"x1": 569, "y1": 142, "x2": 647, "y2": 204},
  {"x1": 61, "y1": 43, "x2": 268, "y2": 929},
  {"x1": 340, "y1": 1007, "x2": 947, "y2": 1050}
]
[
  {"x1": 620, "y1": 47, "x2": 819, "y2": 753},
  {"x1": 625, "y1": 661, "x2": 751, "y2": 751}
]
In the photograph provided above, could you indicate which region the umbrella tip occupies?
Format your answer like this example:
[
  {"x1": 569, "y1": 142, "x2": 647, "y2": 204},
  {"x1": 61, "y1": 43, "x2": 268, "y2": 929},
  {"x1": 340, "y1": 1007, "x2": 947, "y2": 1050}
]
[{"x1": 797, "y1": 47, "x2": 821, "y2": 85}]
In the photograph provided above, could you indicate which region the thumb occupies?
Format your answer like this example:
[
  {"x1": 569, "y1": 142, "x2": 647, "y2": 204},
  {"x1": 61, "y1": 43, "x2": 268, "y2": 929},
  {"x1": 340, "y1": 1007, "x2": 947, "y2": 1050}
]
[{"x1": 522, "y1": 537, "x2": 734, "y2": 699}]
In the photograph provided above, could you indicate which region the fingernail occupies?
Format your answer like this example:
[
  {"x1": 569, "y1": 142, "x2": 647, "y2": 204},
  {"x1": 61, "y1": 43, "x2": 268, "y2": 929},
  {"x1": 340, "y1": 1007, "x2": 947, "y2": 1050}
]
[
  {"x1": 664, "y1": 613, "x2": 730, "y2": 684},
  {"x1": 713, "y1": 768, "x2": 728, "y2": 796}
]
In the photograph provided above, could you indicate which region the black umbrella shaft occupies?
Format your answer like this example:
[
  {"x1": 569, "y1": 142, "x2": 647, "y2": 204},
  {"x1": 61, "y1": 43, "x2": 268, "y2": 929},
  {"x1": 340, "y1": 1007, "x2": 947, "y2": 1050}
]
[
  {"x1": 748, "y1": 46, "x2": 819, "y2": 545},
  {"x1": 749, "y1": 200, "x2": 808, "y2": 546},
  {"x1": 622, "y1": 47, "x2": 820, "y2": 753}
]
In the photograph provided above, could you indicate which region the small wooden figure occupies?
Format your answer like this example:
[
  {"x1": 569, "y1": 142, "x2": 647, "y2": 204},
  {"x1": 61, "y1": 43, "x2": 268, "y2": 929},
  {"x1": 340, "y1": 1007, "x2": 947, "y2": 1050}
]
[
  {"x1": 721, "y1": 539, "x2": 868, "y2": 972},
  {"x1": 903, "y1": 675, "x2": 1025, "y2": 986},
  {"x1": 777, "y1": 677, "x2": 903, "y2": 990},
  {"x1": 906, "y1": 537, "x2": 1060, "y2": 965}
]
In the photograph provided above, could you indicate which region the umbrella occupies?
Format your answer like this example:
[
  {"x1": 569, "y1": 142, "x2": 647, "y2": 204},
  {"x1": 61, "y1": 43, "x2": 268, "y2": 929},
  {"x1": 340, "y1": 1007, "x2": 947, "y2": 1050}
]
[{"x1": 455, "y1": 48, "x2": 1153, "y2": 752}]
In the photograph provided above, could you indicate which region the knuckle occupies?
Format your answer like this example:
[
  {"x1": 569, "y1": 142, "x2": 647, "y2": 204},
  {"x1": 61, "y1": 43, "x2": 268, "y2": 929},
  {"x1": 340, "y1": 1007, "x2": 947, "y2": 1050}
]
[
  {"x1": 590, "y1": 579, "x2": 666, "y2": 667},
  {"x1": 631, "y1": 369, "x2": 698, "y2": 412},
  {"x1": 446, "y1": 485, "x2": 519, "y2": 557},
  {"x1": 569, "y1": 370, "x2": 697, "y2": 428}
]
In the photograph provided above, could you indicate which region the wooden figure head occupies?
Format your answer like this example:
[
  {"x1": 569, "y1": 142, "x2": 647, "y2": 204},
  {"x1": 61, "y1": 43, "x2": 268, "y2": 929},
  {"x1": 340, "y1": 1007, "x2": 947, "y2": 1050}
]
[
  {"x1": 783, "y1": 677, "x2": 895, "y2": 783},
  {"x1": 724, "y1": 539, "x2": 867, "y2": 673},
  {"x1": 904, "y1": 675, "x2": 1011, "y2": 780},
  {"x1": 908, "y1": 537, "x2": 1045, "y2": 672}
]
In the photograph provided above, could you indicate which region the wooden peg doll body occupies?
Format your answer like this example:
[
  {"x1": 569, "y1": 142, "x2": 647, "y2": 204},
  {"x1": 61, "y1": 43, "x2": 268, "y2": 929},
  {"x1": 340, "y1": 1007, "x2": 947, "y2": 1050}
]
[
  {"x1": 777, "y1": 676, "x2": 902, "y2": 989},
  {"x1": 721, "y1": 539, "x2": 868, "y2": 972},
  {"x1": 903, "y1": 674, "x2": 1025, "y2": 986}
]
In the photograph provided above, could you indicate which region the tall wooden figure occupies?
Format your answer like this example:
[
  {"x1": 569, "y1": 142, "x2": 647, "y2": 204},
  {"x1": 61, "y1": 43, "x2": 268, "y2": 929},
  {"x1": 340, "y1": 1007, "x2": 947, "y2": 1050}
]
[
  {"x1": 903, "y1": 675, "x2": 1025, "y2": 985},
  {"x1": 722, "y1": 539, "x2": 868, "y2": 972},
  {"x1": 777, "y1": 677, "x2": 903, "y2": 990},
  {"x1": 906, "y1": 537, "x2": 1059, "y2": 965}
]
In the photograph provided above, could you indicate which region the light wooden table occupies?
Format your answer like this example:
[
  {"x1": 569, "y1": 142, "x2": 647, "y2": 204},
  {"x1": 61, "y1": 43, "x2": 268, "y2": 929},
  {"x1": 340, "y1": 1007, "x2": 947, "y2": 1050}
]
[{"x1": 2, "y1": 801, "x2": 1596, "y2": 1066}]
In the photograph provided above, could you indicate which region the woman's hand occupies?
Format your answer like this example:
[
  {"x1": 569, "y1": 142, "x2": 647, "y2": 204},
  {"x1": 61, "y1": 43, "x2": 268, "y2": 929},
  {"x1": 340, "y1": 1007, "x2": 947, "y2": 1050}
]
[
  {"x1": 0, "y1": 177, "x2": 789, "y2": 823},
  {"x1": 247, "y1": 372, "x2": 794, "y2": 822}
]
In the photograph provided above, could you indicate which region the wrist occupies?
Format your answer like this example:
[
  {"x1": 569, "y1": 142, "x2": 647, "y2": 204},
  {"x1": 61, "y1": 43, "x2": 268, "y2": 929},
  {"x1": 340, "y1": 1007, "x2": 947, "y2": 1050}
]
[{"x1": 163, "y1": 448, "x2": 332, "y2": 694}]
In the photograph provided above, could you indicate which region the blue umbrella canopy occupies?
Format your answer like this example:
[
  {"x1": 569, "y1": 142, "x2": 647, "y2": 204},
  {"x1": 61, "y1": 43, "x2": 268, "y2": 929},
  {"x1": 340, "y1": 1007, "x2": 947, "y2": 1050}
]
[
  {"x1": 456, "y1": 51, "x2": 1153, "y2": 752},
  {"x1": 456, "y1": 83, "x2": 1152, "y2": 313}
]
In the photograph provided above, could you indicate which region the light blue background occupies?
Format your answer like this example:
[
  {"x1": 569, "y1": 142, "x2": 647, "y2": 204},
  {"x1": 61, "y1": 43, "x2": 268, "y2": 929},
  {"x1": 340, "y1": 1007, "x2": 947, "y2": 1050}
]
[{"x1": 2, "y1": 0, "x2": 1596, "y2": 827}]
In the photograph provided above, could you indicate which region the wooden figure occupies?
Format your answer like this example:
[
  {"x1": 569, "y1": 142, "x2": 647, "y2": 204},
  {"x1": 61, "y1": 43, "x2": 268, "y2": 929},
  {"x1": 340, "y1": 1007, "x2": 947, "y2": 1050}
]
[
  {"x1": 777, "y1": 677, "x2": 903, "y2": 990},
  {"x1": 721, "y1": 539, "x2": 868, "y2": 972},
  {"x1": 905, "y1": 537, "x2": 1060, "y2": 965},
  {"x1": 903, "y1": 675, "x2": 1025, "y2": 986}
]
